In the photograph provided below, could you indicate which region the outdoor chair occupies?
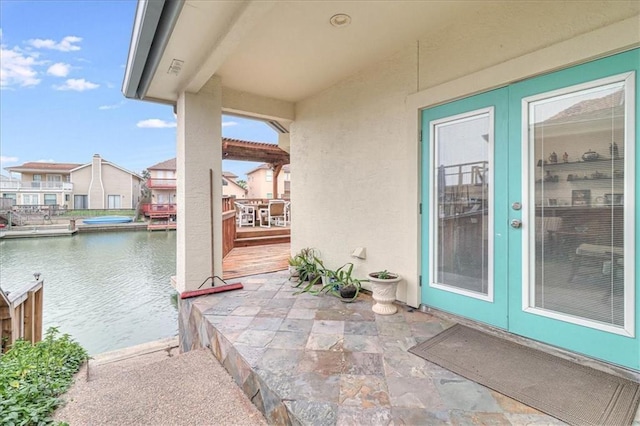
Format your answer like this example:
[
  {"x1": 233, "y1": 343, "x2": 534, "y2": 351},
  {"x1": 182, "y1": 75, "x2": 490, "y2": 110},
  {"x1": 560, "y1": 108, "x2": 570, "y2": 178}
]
[
  {"x1": 284, "y1": 201, "x2": 291, "y2": 225},
  {"x1": 235, "y1": 202, "x2": 255, "y2": 227},
  {"x1": 259, "y1": 200, "x2": 286, "y2": 228}
]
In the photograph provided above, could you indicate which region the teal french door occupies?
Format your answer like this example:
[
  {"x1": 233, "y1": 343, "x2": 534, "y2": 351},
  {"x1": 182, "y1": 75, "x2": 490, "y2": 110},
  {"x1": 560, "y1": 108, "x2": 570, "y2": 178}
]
[
  {"x1": 421, "y1": 49, "x2": 639, "y2": 370},
  {"x1": 421, "y1": 88, "x2": 510, "y2": 329}
]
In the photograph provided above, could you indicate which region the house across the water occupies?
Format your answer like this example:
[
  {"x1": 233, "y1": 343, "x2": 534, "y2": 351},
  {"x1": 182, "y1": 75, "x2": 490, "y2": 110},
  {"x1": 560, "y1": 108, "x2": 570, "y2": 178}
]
[{"x1": 3, "y1": 154, "x2": 142, "y2": 210}]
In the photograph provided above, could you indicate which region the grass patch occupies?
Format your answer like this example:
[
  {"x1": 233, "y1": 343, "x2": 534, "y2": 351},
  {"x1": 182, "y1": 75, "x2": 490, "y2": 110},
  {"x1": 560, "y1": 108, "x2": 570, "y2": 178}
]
[
  {"x1": 0, "y1": 328, "x2": 87, "y2": 425},
  {"x1": 59, "y1": 209, "x2": 135, "y2": 218}
]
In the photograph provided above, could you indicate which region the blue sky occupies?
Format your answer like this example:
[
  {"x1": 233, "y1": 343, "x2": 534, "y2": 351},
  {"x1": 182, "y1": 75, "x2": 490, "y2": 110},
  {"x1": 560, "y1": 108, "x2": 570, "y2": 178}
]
[{"x1": 0, "y1": 0, "x2": 276, "y2": 180}]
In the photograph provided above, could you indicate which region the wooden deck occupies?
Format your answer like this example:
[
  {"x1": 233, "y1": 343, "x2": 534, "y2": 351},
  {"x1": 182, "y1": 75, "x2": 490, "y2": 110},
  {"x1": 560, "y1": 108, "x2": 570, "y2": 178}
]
[
  {"x1": 235, "y1": 225, "x2": 290, "y2": 247},
  {"x1": 222, "y1": 242, "x2": 291, "y2": 280}
]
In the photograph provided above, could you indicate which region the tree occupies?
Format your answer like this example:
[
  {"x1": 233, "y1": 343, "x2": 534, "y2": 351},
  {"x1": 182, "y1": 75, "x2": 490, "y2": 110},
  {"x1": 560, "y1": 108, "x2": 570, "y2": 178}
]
[{"x1": 236, "y1": 179, "x2": 247, "y2": 189}]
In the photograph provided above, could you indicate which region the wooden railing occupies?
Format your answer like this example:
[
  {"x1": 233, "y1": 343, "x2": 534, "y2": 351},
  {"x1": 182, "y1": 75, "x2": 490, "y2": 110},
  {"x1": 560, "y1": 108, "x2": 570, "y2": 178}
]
[
  {"x1": 146, "y1": 178, "x2": 176, "y2": 188},
  {"x1": 222, "y1": 196, "x2": 236, "y2": 258},
  {"x1": 1, "y1": 279, "x2": 44, "y2": 353},
  {"x1": 141, "y1": 203, "x2": 177, "y2": 216}
]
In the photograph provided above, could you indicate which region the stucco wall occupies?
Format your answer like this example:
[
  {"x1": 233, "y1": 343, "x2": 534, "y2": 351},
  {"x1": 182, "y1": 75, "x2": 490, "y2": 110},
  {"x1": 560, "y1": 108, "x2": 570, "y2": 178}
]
[
  {"x1": 70, "y1": 167, "x2": 91, "y2": 207},
  {"x1": 292, "y1": 45, "x2": 418, "y2": 303},
  {"x1": 417, "y1": 2, "x2": 639, "y2": 92},
  {"x1": 101, "y1": 164, "x2": 140, "y2": 209},
  {"x1": 291, "y1": 8, "x2": 639, "y2": 307},
  {"x1": 248, "y1": 167, "x2": 289, "y2": 199},
  {"x1": 223, "y1": 178, "x2": 246, "y2": 199}
]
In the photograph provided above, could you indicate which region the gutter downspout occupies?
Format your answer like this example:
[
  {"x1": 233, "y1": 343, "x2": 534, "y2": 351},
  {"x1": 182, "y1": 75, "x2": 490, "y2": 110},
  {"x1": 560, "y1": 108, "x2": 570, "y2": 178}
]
[{"x1": 122, "y1": 0, "x2": 184, "y2": 101}]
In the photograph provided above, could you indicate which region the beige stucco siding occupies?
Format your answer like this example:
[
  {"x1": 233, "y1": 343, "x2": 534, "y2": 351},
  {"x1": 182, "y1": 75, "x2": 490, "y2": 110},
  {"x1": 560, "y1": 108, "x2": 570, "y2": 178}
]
[
  {"x1": 247, "y1": 167, "x2": 289, "y2": 199},
  {"x1": 291, "y1": 9, "x2": 639, "y2": 307},
  {"x1": 417, "y1": 2, "x2": 639, "y2": 93},
  {"x1": 70, "y1": 163, "x2": 141, "y2": 209},
  {"x1": 101, "y1": 164, "x2": 141, "y2": 209},
  {"x1": 70, "y1": 167, "x2": 91, "y2": 209},
  {"x1": 223, "y1": 179, "x2": 246, "y2": 199},
  {"x1": 293, "y1": 46, "x2": 418, "y2": 303}
]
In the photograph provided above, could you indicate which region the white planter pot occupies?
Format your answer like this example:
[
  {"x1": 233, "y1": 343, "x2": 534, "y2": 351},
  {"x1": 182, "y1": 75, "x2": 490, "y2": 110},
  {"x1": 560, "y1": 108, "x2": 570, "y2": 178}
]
[{"x1": 368, "y1": 273, "x2": 401, "y2": 315}]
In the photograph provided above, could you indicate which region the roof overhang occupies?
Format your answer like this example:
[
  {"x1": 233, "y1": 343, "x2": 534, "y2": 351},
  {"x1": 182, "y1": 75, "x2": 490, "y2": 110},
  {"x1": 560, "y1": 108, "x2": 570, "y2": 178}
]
[{"x1": 122, "y1": 0, "x2": 184, "y2": 102}]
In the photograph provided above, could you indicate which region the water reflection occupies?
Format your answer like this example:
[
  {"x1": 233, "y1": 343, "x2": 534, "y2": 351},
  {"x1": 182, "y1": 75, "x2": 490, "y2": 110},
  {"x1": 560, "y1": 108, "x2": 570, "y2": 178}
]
[{"x1": 0, "y1": 231, "x2": 178, "y2": 354}]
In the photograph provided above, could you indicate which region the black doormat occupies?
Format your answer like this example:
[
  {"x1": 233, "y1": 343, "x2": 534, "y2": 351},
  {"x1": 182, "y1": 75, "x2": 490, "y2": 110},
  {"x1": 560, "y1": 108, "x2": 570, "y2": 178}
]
[{"x1": 409, "y1": 324, "x2": 640, "y2": 426}]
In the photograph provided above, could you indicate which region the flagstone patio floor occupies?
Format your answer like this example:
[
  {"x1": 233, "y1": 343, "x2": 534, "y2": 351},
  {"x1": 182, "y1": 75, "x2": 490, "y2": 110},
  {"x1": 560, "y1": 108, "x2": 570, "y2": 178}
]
[{"x1": 177, "y1": 270, "x2": 635, "y2": 425}]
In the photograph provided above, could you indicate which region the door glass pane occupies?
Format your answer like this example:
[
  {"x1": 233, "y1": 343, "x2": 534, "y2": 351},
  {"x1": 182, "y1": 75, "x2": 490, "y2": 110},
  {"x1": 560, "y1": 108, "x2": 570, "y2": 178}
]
[
  {"x1": 529, "y1": 81, "x2": 626, "y2": 326},
  {"x1": 108, "y1": 195, "x2": 121, "y2": 209},
  {"x1": 74, "y1": 195, "x2": 87, "y2": 209},
  {"x1": 433, "y1": 111, "x2": 491, "y2": 296}
]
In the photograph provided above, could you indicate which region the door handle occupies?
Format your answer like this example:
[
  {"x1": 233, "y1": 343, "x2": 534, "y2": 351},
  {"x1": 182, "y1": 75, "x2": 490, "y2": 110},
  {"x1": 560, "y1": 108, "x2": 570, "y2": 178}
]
[{"x1": 510, "y1": 219, "x2": 522, "y2": 229}]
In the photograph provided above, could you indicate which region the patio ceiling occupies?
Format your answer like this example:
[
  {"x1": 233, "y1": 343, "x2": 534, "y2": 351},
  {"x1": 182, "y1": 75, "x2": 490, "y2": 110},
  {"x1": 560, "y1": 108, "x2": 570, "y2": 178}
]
[{"x1": 124, "y1": 0, "x2": 486, "y2": 104}]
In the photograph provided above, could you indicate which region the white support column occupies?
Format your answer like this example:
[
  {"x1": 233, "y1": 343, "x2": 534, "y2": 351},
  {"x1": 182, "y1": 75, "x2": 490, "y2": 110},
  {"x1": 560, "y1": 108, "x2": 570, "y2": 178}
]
[{"x1": 175, "y1": 76, "x2": 223, "y2": 293}]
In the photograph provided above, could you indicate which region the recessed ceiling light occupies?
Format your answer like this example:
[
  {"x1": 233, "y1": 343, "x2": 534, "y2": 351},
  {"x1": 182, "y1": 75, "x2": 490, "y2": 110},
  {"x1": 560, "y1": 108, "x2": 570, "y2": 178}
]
[{"x1": 330, "y1": 13, "x2": 351, "y2": 28}]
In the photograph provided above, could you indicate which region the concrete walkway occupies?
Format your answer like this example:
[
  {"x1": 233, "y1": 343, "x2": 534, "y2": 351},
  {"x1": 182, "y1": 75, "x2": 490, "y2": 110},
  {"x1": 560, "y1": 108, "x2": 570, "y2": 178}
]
[{"x1": 53, "y1": 338, "x2": 267, "y2": 425}]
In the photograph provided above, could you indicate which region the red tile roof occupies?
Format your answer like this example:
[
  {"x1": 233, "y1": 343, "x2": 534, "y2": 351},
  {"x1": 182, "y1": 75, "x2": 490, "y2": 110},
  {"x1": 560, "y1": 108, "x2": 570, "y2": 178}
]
[
  {"x1": 5, "y1": 162, "x2": 83, "y2": 172},
  {"x1": 147, "y1": 158, "x2": 176, "y2": 170}
]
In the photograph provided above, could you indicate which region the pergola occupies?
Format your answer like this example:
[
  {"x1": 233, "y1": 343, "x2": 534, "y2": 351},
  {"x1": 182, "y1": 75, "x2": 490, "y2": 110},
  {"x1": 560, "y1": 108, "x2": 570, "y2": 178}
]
[{"x1": 222, "y1": 137, "x2": 289, "y2": 198}]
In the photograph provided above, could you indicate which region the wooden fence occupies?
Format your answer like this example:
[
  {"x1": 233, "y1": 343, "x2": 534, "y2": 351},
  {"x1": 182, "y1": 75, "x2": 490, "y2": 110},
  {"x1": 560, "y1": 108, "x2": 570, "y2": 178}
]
[
  {"x1": 1, "y1": 279, "x2": 44, "y2": 353},
  {"x1": 222, "y1": 196, "x2": 236, "y2": 258}
]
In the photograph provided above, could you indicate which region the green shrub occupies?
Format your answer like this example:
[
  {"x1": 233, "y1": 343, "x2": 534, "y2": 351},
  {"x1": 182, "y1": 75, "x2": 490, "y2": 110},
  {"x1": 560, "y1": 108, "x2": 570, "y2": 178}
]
[{"x1": 0, "y1": 327, "x2": 87, "y2": 425}]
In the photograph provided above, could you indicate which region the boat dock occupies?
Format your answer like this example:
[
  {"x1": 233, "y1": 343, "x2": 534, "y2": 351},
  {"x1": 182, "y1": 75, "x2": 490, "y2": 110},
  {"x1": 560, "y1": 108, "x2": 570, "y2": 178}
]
[
  {"x1": 0, "y1": 222, "x2": 149, "y2": 239},
  {"x1": 0, "y1": 227, "x2": 78, "y2": 239}
]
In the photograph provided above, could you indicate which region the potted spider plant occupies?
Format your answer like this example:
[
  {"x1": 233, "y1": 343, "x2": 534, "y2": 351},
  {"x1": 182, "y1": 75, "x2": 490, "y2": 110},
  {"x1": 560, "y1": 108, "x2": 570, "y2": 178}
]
[
  {"x1": 322, "y1": 262, "x2": 364, "y2": 302},
  {"x1": 368, "y1": 270, "x2": 401, "y2": 315},
  {"x1": 294, "y1": 262, "x2": 364, "y2": 302},
  {"x1": 288, "y1": 247, "x2": 324, "y2": 288}
]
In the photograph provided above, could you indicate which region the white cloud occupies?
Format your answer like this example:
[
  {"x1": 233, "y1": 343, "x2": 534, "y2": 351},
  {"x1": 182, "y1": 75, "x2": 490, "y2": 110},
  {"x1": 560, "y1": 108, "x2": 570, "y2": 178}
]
[
  {"x1": 54, "y1": 78, "x2": 99, "y2": 91},
  {"x1": 222, "y1": 121, "x2": 238, "y2": 127},
  {"x1": 137, "y1": 119, "x2": 177, "y2": 129},
  {"x1": 0, "y1": 155, "x2": 19, "y2": 166},
  {"x1": 99, "y1": 101, "x2": 125, "y2": 110},
  {"x1": 28, "y1": 36, "x2": 82, "y2": 52},
  {"x1": 46, "y1": 62, "x2": 71, "y2": 77},
  {"x1": 0, "y1": 45, "x2": 41, "y2": 88}
]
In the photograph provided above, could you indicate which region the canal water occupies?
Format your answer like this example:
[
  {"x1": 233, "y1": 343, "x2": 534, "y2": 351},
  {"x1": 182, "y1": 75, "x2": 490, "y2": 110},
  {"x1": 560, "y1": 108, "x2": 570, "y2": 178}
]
[{"x1": 0, "y1": 231, "x2": 178, "y2": 355}]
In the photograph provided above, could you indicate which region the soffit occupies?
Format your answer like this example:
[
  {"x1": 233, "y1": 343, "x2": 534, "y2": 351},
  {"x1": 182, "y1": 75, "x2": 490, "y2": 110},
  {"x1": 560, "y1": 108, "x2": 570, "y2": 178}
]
[{"x1": 145, "y1": 1, "x2": 480, "y2": 103}]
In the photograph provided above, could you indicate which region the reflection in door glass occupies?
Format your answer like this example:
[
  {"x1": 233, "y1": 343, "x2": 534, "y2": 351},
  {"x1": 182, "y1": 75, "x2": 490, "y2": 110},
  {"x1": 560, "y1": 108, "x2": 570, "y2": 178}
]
[
  {"x1": 434, "y1": 112, "x2": 491, "y2": 296},
  {"x1": 530, "y1": 82, "x2": 626, "y2": 326}
]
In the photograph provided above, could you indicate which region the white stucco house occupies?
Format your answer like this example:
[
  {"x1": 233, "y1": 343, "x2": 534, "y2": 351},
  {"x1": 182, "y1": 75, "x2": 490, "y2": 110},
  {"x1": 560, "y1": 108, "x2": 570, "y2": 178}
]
[
  {"x1": 246, "y1": 163, "x2": 290, "y2": 199},
  {"x1": 122, "y1": 2, "x2": 640, "y2": 372}
]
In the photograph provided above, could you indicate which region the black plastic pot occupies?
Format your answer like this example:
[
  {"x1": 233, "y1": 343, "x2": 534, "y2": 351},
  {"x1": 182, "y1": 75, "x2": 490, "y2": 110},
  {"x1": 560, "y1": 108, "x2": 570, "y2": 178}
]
[{"x1": 339, "y1": 285, "x2": 357, "y2": 299}]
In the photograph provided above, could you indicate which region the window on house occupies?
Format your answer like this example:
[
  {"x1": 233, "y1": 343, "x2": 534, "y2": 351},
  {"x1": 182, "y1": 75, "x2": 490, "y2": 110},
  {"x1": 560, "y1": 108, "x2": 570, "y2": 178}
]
[
  {"x1": 266, "y1": 170, "x2": 273, "y2": 182},
  {"x1": 32, "y1": 174, "x2": 41, "y2": 188},
  {"x1": 3, "y1": 193, "x2": 16, "y2": 203},
  {"x1": 23, "y1": 194, "x2": 39, "y2": 205},
  {"x1": 65, "y1": 194, "x2": 70, "y2": 202},
  {"x1": 266, "y1": 192, "x2": 273, "y2": 199},
  {"x1": 44, "y1": 194, "x2": 57, "y2": 205}
]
